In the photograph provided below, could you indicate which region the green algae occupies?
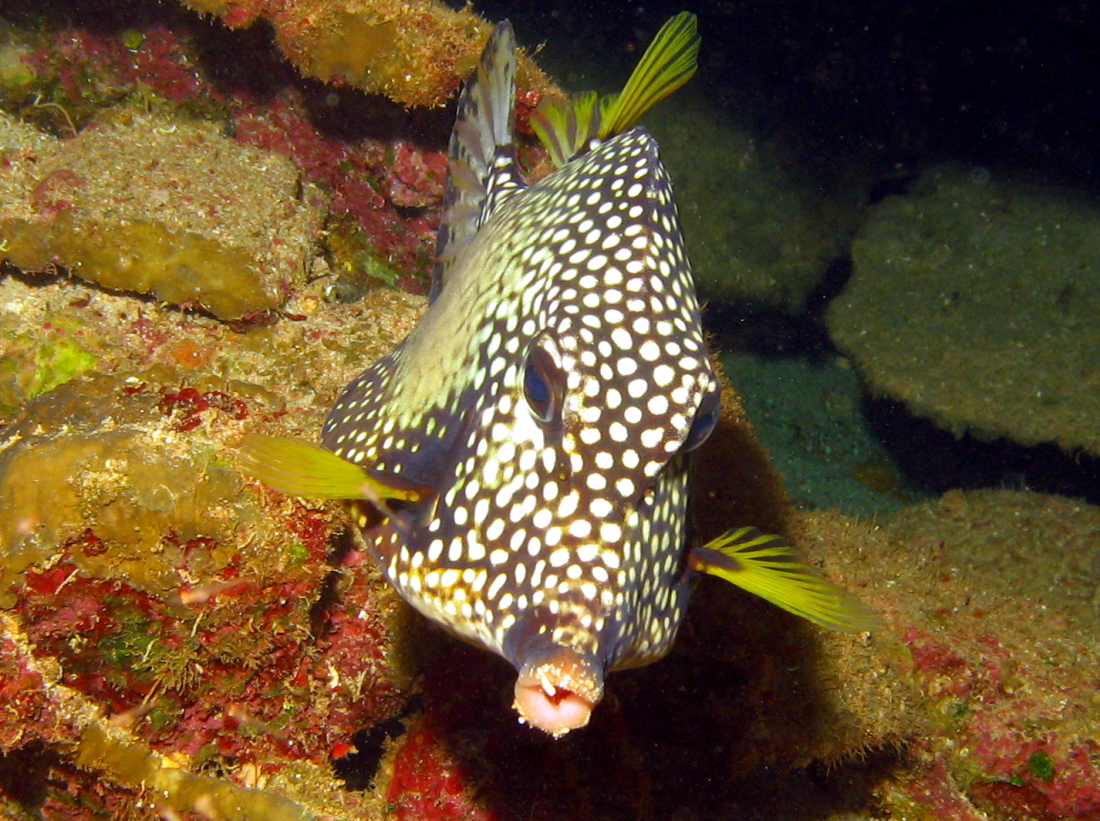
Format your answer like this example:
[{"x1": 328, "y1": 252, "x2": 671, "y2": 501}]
[
  {"x1": 326, "y1": 214, "x2": 401, "y2": 298},
  {"x1": 120, "y1": 29, "x2": 146, "y2": 51},
  {"x1": 2, "y1": 319, "x2": 103, "y2": 416},
  {"x1": 0, "y1": 36, "x2": 36, "y2": 97},
  {"x1": 30, "y1": 337, "x2": 98, "y2": 397},
  {"x1": 1027, "y1": 751, "x2": 1055, "y2": 781},
  {"x1": 287, "y1": 542, "x2": 309, "y2": 568}
]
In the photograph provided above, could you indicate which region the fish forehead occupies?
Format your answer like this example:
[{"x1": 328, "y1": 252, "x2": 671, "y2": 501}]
[
  {"x1": 351, "y1": 126, "x2": 714, "y2": 458},
  {"x1": 500, "y1": 126, "x2": 714, "y2": 479},
  {"x1": 382, "y1": 127, "x2": 711, "y2": 663}
]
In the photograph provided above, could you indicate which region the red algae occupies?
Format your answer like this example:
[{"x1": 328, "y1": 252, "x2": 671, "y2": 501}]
[{"x1": 386, "y1": 716, "x2": 498, "y2": 821}]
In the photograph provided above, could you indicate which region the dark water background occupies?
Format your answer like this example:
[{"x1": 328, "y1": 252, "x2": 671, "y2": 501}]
[{"x1": 471, "y1": 0, "x2": 1100, "y2": 182}]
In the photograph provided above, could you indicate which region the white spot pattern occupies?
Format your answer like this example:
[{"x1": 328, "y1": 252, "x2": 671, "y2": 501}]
[{"x1": 321, "y1": 124, "x2": 718, "y2": 679}]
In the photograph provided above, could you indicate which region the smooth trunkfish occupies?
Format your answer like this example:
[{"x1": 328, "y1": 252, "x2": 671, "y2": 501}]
[{"x1": 240, "y1": 12, "x2": 879, "y2": 737}]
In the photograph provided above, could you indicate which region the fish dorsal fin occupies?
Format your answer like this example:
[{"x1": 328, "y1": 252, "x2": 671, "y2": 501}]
[
  {"x1": 431, "y1": 21, "x2": 519, "y2": 303},
  {"x1": 597, "y1": 11, "x2": 699, "y2": 138},
  {"x1": 531, "y1": 12, "x2": 700, "y2": 168}
]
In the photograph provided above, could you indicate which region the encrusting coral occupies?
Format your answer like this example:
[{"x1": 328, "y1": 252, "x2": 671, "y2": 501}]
[
  {"x1": 828, "y1": 163, "x2": 1100, "y2": 456},
  {"x1": 177, "y1": 0, "x2": 559, "y2": 108}
]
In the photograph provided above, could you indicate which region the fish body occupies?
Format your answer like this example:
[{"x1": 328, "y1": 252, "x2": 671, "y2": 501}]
[
  {"x1": 240, "y1": 14, "x2": 878, "y2": 737},
  {"x1": 322, "y1": 19, "x2": 718, "y2": 733}
]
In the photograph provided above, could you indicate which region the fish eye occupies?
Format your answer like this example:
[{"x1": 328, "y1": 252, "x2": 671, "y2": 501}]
[
  {"x1": 682, "y1": 385, "x2": 720, "y2": 452},
  {"x1": 522, "y1": 338, "x2": 565, "y2": 426},
  {"x1": 524, "y1": 358, "x2": 551, "y2": 420}
]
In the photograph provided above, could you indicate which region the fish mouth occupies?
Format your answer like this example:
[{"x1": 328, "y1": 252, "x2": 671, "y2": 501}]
[{"x1": 512, "y1": 645, "x2": 605, "y2": 738}]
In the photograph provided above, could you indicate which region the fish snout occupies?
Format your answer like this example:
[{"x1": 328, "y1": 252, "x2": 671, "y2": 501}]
[{"x1": 512, "y1": 644, "x2": 605, "y2": 737}]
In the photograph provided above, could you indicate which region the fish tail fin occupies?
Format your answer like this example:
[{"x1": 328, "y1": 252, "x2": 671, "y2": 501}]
[
  {"x1": 237, "y1": 434, "x2": 419, "y2": 503},
  {"x1": 689, "y1": 527, "x2": 883, "y2": 633},
  {"x1": 432, "y1": 21, "x2": 518, "y2": 300},
  {"x1": 532, "y1": 12, "x2": 699, "y2": 168}
]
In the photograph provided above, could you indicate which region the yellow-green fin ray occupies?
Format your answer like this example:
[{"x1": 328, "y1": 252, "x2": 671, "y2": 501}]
[
  {"x1": 237, "y1": 433, "x2": 419, "y2": 503},
  {"x1": 598, "y1": 11, "x2": 700, "y2": 139},
  {"x1": 530, "y1": 91, "x2": 599, "y2": 169},
  {"x1": 689, "y1": 527, "x2": 882, "y2": 633},
  {"x1": 532, "y1": 12, "x2": 699, "y2": 168}
]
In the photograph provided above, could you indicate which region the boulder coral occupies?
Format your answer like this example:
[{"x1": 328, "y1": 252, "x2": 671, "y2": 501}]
[
  {"x1": 0, "y1": 109, "x2": 323, "y2": 321},
  {"x1": 829, "y1": 163, "x2": 1100, "y2": 456}
]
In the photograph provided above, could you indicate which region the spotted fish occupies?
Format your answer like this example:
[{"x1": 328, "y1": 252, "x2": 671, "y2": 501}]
[{"x1": 240, "y1": 13, "x2": 878, "y2": 737}]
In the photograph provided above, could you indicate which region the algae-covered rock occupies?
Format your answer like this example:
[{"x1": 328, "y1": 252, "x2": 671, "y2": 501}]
[
  {"x1": 178, "y1": 0, "x2": 558, "y2": 109},
  {"x1": 0, "y1": 109, "x2": 323, "y2": 320},
  {"x1": 753, "y1": 491, "x2": 1100, "y2": 821},
  {"x1": 651, "y1": 99, "x2": 865, "y2": 312},
  {"x1": 828, "y1": 164, "x2": 1100, "y2": 455},
  {"x1": 0, "y1": 612, "x2": 388, "y2": 821},
  {"x1": 873, "y1": 490, "x2": 1100, "y2": 820},
  {"x1": 0, "y1": 370, "x2": 276, "y2": 604},
  {"x1": 0, "y1": 366, "x2": 414, "y2": 817}
]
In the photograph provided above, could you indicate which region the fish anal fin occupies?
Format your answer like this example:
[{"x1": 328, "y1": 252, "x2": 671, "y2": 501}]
[{"x1": 689, "y1": 527, "x2": 883, "y2": 633}]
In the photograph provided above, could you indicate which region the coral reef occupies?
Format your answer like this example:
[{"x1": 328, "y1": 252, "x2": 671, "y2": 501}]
[
  {"x1": 177, "y1": 0, "x2": 558, "y2": 109},
  {"x1": 828, "y1": 163, "x2": 1100, "y2": 456},
  {"x1": 0, "y1": 2, "x2": 1097, "y2": 819},
  {"x1": 0, "y1": 262, "x2": 424, "y2": 421},
  {"x1": 0, "y1": 372, "x2": 267, "y2": 604}
]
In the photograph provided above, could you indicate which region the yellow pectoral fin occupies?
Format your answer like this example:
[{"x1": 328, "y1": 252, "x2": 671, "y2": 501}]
[
  {"x1": 689, "y1": 527, "x2": 883, "y2": 633},
  {"x1": 532, "y1": 91, "x2": 600, "y2": 169},
  {"x1": 237, "y1": 433, "x2": 419, "y2": 503},
  {"x1": 598, "y1": 11, "x2": 700, "y2": 139}
]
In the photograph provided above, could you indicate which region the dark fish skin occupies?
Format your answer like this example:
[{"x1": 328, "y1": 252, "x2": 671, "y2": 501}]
[{"x1": 322, "y1": 20, "x2": 719, "y2": 734}]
